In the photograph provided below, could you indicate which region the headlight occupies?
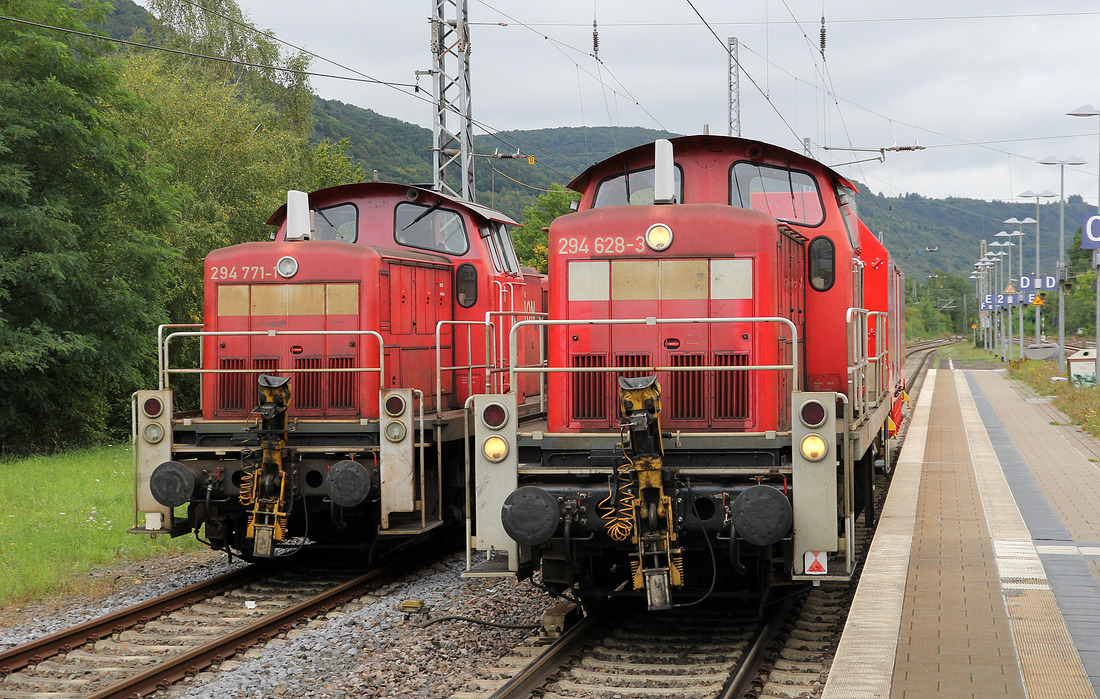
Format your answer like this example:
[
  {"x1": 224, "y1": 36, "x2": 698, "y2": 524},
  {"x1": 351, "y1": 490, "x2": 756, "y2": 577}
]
[
  {"x1": 799, "y1": 400, "x2": 827, "y2": 428},
  {"x1": 800, "y1": 434, "x2": 828, "y2": 462},
  {"x1": 384, "y1": 420, "x2": 407, "y2": 443},
  {"x1": 481, "y1": 402, "x2": 508, "y2": 429},
  {"x1": 482, "y1": 435, "x2": 509, "y2": 463},
  {"x1": 143, "y1": 422, "x2": 165, "y2": 444},
  {"x1": 276, "y1": 255, "x2": 299, "y2": 279},
  {"x1": 645, "y1": 223, "x2": 673, "y2": 251},
  {"x1": 384, "y1": 394, "x2": 406, "y2": 417},
  {"x1": 142, "y1": 396, "x2": 163, "y2": 419}
]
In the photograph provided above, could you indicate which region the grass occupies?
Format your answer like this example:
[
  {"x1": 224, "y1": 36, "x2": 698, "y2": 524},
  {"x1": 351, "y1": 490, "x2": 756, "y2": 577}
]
[
  {"x1": 0, "y1": 444, "x2": 201, "y2": 607},
  {"x1": 1008, "y1": 358, "x2": 1100, "y2": 440}
]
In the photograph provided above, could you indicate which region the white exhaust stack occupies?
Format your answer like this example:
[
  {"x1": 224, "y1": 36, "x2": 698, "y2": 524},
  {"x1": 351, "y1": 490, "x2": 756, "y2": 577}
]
[
  {"x1": 285, "y1": 190, "x2": 311, "y2": 240},
  {"x1": 653, "y1": 139, "x2": 676, "y2": 205}
]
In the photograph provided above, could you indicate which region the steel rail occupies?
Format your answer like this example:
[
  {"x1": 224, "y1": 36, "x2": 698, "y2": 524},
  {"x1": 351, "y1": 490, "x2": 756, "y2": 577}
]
[
  {"x1": 82, "y1": 545, "x2": 449, "y2": 699},
  {"x1": 0, "y1": 564, "x2": 268, "y2": 677},
  {"x1": 486, "y1": 614, "x2": 596, "y2": 699}
]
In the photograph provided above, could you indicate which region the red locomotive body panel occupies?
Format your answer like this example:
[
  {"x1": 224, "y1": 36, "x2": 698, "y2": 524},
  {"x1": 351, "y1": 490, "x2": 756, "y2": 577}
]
[{"x1": 548, "y1": 204, "x2": 804, "y2": 434}]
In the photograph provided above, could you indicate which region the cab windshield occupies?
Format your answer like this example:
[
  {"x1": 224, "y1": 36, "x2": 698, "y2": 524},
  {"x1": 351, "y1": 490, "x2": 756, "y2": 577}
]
[{"x1": 731, "y1": 162, "x2": 824, "y2": 226}]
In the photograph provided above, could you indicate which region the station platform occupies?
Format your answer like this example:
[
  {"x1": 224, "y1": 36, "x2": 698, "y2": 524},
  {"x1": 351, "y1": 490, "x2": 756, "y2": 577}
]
[{"x1": 824, "y1": 367, "x2": 1100, "y2": 699}]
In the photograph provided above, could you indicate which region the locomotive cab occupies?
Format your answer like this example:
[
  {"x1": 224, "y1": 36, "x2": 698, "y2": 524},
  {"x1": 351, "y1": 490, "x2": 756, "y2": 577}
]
[
  {"x1": 133, "y1": 183, "x2": 546, "y2": 559},
  {"x1": 466, "y1": 136, "x2": 904, "y2": 609}
]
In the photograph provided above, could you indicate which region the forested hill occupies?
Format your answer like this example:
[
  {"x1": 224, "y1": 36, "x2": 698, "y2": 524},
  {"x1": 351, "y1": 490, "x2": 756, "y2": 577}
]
[
  {"x1": 312, "y1": 96, "x2": 675, "y2": 220},
  {"x1": 103, "y1": 0, "x2": 1093, "y2": 283}
]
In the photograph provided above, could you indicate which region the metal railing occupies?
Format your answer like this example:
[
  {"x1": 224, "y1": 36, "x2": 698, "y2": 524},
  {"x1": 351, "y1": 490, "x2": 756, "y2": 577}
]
[
  {"x1": 845, "y1": 308, "x2": 891, "y2": 421},
  {"x1": 505, "y1": 317, "x2": 799, "y2": 429},
  {"x1": 158, "y1": 328, "x2": 385, "y2": 392}
]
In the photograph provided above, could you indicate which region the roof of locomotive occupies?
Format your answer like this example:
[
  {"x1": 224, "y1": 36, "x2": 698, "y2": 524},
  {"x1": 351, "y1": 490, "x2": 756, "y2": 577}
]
[
  {"x1": 566, "y1": 134, "x2": 857, "y2": 195},
  {"x1": 265, "y1": 182, "x2": 519, "y2": 228}
]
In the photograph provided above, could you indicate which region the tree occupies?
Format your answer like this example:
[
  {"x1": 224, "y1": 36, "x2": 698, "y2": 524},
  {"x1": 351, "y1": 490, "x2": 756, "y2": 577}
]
[
  {"x1": 512, "y1": 184, "x2": 579, "y2": 273},
  {"x1": 0, "y1": 0, "x2": 179, "y2": 451}
]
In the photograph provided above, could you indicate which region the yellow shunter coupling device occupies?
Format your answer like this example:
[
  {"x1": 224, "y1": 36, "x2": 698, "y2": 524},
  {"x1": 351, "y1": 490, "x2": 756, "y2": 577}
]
[
  {"x1": 617, "y1": 375, "x2": 683, "y2": 611},
  {"x1": 239, "y1": 374, "x2": 293, "y2": 558}
]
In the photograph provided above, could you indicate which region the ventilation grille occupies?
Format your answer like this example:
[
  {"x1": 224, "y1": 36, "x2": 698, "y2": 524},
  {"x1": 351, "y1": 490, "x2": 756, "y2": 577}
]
[
  {"x1": 295, "y1": 357, "x2": 323, "y2": 409},
  {"x1": 669, "y1": 354, "x2": 705, "y2": 420},
  {"x1": 571, "y1": 354, "x2": 607, "y2": 420},
  {"x1": 219, "y1": 359, "x2": 247, "y2": 411},
  {"x1": 329, "y1": 357, "x2": 357, "y2": 409},
  {"x1": 714, "y1": 353, "x2": 750, "y2": 420}
]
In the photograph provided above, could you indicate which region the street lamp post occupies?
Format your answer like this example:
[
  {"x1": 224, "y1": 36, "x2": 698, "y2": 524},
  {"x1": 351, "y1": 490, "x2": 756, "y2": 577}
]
[
  {"x1": 995, "y1": 231, "x2": 1019, "y2": 359},
  {"x1": 1009, "y1": 229, "x2": 1025, "y2": 357},
  {"x1": 1018, "y1": 191, "x2": 1057, "y2": 347},
  {"x1": 1067, "y1": 105, "x2": 1100, "y2": 382},
  {"x1": 1037, "y1": 156, "x2": 1087, "y2": 372}
]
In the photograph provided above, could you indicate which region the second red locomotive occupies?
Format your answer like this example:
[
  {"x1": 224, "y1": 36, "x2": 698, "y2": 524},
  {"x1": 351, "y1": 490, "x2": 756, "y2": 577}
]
[
  {"x1": 132, "y1": 183, "x2": 545, "y2": 558},
  {"x1": 466, "y1": 135, "x2": 905, "y2": 609}
]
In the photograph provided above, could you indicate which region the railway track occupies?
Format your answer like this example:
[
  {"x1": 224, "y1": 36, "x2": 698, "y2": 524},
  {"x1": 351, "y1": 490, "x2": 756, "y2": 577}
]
[
  {"x1": 453, "y1": 600, "x2": 776, "y2": 699},
  {"x1": 0, "y1": 545, "x2": 446, "y2": 699},
  {"x1": 452, "y1": 343, "x2": 939, "y2": 699}
]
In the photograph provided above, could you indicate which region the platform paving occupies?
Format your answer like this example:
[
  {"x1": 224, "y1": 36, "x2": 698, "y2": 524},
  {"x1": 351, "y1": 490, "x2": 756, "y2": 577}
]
[{"x1": 824, "y1": 367, "x2": 1100, "y2": 698}]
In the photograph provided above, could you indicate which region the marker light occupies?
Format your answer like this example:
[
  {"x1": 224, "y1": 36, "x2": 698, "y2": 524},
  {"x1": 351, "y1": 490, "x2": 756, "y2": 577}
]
[
  {"x1": 142, "y1": 396, "x2": 163, "y2": 419},
  {"x1": 800, "y1": 434, "x2": 828, "y2": 462},
  {"x1": 799, "y1": 400, "x2": 827, "y2": 428},
  {"x1": 384, "y1": 420, "x2": 407, "y2": 443},
  {"x1": 143, "y1": 422, "x2": 165, "y2": 444},
  {"x1": 482, "y1": 435, "x2": 509, "y2": 463},
  {"x1": 384, "y1": 394, "x2": 406, "y2": 417},
  {"x1": 481, "y1": 402, "x2": 508, "y2": 429},
  {"x1": 645, "y1": 223, "x2": 673, "y2": 251},
  {"x1": 276, "y1": 256, "x2": 299, "y2": 279}
]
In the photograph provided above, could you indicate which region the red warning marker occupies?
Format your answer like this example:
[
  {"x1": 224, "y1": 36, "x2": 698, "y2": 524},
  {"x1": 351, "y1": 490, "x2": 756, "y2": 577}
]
[{"x1": 805, "y1": 551, "x2": 827, "y2": 574}]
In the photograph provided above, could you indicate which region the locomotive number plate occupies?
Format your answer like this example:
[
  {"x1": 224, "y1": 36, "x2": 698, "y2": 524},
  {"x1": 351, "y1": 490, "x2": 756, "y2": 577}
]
[
  {"x1": 209, "y1": 265, "x2": 277, "y2": 281},
  {"x1": 557, "y1": 235, "x2": 646, "y2": 256}
]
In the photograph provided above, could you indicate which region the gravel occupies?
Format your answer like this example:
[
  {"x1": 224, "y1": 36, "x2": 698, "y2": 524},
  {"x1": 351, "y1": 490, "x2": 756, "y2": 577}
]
[
  {"x1": 0, "y1": 551, "x2": 246, "y2": 651},
  {"x1": 0, "y1": 548, "x2": 553, "y2": 698},
  {"x1": 159, "y1": 554, "x2": 548, "y2": 698}
]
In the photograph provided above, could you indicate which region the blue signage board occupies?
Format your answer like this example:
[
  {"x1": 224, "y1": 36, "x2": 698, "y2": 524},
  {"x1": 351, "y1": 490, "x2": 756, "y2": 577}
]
[
  {"x1": 1019, "y1": 275, "x2": 1057, "y2": 291},
  {"x1": 1084, "y1": 214, "x2": 1100, "y2": 249}
]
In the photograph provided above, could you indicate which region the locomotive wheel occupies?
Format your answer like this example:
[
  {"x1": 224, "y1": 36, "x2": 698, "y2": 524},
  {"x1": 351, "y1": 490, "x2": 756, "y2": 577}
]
[{"x1": 648, "y1": 502, "x2": 658, "y2": 531}]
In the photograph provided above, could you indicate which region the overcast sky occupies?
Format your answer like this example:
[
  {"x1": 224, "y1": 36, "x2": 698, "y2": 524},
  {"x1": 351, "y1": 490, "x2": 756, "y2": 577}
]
[{"x1": 135, "y1": 1, "x2": 1100, "y2": 212}]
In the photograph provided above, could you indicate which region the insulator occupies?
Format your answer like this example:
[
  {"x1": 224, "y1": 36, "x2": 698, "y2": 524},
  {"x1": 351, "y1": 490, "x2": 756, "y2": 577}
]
[
  {"x1": 592, "y1": 19, "x2": 599, "y2": 57},
  {"x1": 820, "y1": 17, "x2": 826, "y2": 55}
]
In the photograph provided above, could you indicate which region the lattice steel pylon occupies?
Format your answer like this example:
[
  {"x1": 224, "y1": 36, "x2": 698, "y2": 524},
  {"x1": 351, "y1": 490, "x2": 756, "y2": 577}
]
[
  {"x1": 431, "y1": 0, "x2": 475, "y2": 201},
  {"x1": 728, "y1": 37, "x2": 740, "y2": 137}
]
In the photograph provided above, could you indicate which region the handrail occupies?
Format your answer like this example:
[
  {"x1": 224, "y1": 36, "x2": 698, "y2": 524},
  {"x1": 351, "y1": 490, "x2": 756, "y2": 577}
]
[
  {"x1": 157, "y1": 324, "x2": 203, "y2": 390},
  {"x1": 435, "y1": 320, "x2": 493, "y2": 419},
  {"x1": 160, "y1": 329, "x2": 385, "y2": 392},
  {"x1": 845, "y1": 308, "x2": 890, "y2": 420},
  {"x1": 506, "y1": 316, "x2": 799, "y2": 392}
]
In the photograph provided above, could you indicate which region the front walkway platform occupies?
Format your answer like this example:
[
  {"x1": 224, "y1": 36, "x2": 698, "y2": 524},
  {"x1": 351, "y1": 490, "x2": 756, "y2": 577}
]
[{"x1": 824, "y1": 367, "x2": 1100, "y2": 698}]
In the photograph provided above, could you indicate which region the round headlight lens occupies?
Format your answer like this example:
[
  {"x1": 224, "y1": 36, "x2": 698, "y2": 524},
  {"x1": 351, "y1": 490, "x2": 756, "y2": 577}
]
[
  {"x1": 481, "y1": 402, "x2": 508, "y2": 429},
  {"x1": 799, "y1": 400, "x2": 827, "y2": 428},
  {"x1": 384, "y1": 420, "x2": 407, "y2": 443},
  {"x1": 482, "y1": 435, "x2": 509, "y2": 463},
  {"x1": 800, "y1": 434, "x2": 828, "y2": 462},
  {"x1": 143, "y1": 422, "x2": 165, "y2": 444},
  {"x1": 645, "y1": 223, "x2": 673, "y2": 251},
  {"x1": 142, "y1": 396, "x2": 163, "y2": 419},
  {"x1": 384, "y1": 394, "x2": 406, "y2": 417},
  {"x1": 276, "y1": 256, "x2": 299, "y2": 279}
]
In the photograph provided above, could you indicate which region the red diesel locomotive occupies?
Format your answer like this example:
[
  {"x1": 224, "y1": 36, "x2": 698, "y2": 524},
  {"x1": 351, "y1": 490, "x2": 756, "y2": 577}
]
[
  {"x1": 466, "y1": 136, "x2": 905, "y2": 609},
  {"x1": 133, "y1": 183, "x2": 546, "y2": 558}
]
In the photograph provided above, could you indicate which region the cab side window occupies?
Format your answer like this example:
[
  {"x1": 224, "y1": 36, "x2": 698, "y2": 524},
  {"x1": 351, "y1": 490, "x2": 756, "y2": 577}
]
[{"x1": 394, "y1": 202, "x2": 469, "y2": 255}]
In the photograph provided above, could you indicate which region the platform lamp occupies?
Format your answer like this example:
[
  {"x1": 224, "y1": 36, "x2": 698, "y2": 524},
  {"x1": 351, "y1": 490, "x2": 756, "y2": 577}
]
[
  {"x1": 1067, "y1": 106, "x2": 1100, "y2": 381},
  {"x1": 994, "y1": 249, "x2": 1010, "y2": 360},
  {"x1": 994, "y1": 232, "x2": 1018, "y2": 358},
  {"x1": 1038, "y1": 156, "x2": 1087, "y2": 372},
  {"x1": 1018, "y1": 192, "x2": 1056, "y2": 345},
  {"x1": 969, "y1": 272, "x2": 980, "y2": 345},
  {"x1": 1004, "y1": 218, "x2": 1035, "y2": 352},
  {"x1": 1007, "y1": 229, "x2": 1025, "y2": 357}
]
